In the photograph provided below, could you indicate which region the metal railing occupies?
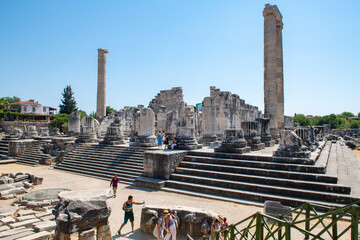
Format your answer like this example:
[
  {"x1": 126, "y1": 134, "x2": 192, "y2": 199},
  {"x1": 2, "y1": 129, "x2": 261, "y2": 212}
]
[{"x1": 186, "y1": 201, "x2": 360, "y2": 240}]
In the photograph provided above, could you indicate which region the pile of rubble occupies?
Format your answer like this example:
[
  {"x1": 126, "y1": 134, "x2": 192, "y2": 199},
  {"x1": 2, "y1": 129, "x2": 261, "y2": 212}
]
[
  {"x1": 0, "y1": 188, "x2": 68, "y2": 240},
  {"x1": 0, "y1": 173, "x2": 43, "y2": 200}
]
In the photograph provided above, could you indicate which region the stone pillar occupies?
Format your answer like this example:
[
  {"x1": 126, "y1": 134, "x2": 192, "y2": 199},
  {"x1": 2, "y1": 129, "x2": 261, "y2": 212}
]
[
  {"x1": 96, "y1": 48, "x2": 108, "y2": 118},
  {"x1": 134, "y1": 108, "x2": 156, "y2": 147},
  {"x1": 68, "y1": 111, "x2": 81, "y2": 136},
  {"x1": 263, "y1": 4, "x2": 284, "y2": 140}
]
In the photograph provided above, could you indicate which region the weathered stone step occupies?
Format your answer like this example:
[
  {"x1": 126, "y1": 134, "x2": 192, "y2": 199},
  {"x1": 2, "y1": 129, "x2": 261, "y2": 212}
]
[
  {"x1": 161, "y1": 186, "x2": 346, "y2": 209},
  {"x1": 62, "y1": 157, "x2": 143, "y2": 168},
  {"x1": 174, "y1": 167, "x2": 350, "y2": 194},
  {"x1": 64, "y1": 153, "x2": 143, "y2": 163},
  {"x1": 66, "y1": 151, "x2": 143, "y2": 160},
  {"x1": 184, "y1": 155, "x2": 325, "y2": 173},
  {"x1": 59, "y1": 160, "x2": 143, "y2": 173},
  {"x1": 55, "y1": 163, "x2": 141, "y2": 179},
  {"x1": 170, "y1": 174, "x2": 353, "y2": 202},
  {"x1": 179, "y1": 161, "x2": 338, "y2": 183},
  {"x1": 75, "y1": 145, "x2": 146, "y2": 153},
  {"x1": 188, "y1": 151, "x2": 315, "y2": 165},
  {"x1": 55, "y1": 166, "x2": 135, "y2": 183},
  {"x1": 164, "y1": 180, "x2": 358, "y2": 208}
]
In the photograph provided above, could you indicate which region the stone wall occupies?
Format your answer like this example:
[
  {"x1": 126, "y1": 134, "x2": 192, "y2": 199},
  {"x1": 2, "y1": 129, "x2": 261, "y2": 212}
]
[
  {"x1": 284, "y1": 115, "x2": 294, "y2": 129},
  {"x1": 331, "y1": 129, "x2": 360, "y2": 137},
  {"x1": 0, "y1": 121, "x2": 49, "y2": 133},
  {"x1": 201, "y1": 87, "x2": 262, "y2": 138}
]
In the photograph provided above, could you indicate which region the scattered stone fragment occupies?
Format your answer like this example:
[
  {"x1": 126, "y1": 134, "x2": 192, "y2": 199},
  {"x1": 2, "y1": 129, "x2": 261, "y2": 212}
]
[
  {"x1": 0, "y1": 216, "x2": 16, "y2": 225},
  {"x1": 0, "y1": 193, "x2": 16, "y2": 200},
  {"x1": 40, "y1": 215, "x2": 55, "y2": 221},
  {"x1": 23, "y1": 182, "x2": 34, "y2": 189},
  {"x1": 0, "y1": 225, "x2": 10, "y2": 232},
  {"x1": 17, "y1": 231, "x2": 52, "y2": 240},
  {"x1": 264, "y1": 200, "x2": 293, "y2": 222},
  {"x1": 0, "y1": 182, "x2": 24, "y2": 191},
  {"x1": 1, "y1": 230, "x2": 34, "y2": 240},
  {"x1": 14, "y1": 174, "x2": 30, "y2": 182},
  {"x1": 17, "y1": 209, "x2": 36, "y2": 216},
  {"x1": 0, "y1": 226, "x2": 26, "y2": 238},
  {"x1": 0, "y1": 187, "x2": 27, "y2": 197},
  {"x1": 16, "y1": 214, "x2": 38, "y2": 222},
  {"x1": 0, "y1": 206, "x2": 18, "y2": 218},
  {"x1": 35, "y1": 210, "x2": 53, "y2": 219},
  {"x1": 9, "y1": 218, "x2": 41, "y2": 229},
  {"x1": 33, "y1": 221, "x2": 56, "y2": 232}
]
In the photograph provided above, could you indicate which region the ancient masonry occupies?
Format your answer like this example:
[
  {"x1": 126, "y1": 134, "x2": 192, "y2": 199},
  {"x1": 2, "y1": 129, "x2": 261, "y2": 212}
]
[
  {"x1": 263, "y1": 4, "x2": 284, "y2": 139},
  {"x1": 96, "y1": 48, "x2": 108, "y2": 118}
]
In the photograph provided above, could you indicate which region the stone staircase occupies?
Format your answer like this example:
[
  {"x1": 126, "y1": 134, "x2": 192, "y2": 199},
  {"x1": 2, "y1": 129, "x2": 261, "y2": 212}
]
[
  {"x1": 163, "y1": 141, "x2": 359, "y2": 208},
  {"x1": 54, "y1": 144, "x2": 147, "y2": 184},
  {"x1": 16, "y1": 142, "x2": 52, "y2": 166},
  {"x1": 0, "y1": 136, "x2": 11, "y2": 159}
]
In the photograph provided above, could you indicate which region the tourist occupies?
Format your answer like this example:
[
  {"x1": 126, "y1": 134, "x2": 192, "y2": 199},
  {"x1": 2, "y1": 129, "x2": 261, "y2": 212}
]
[
  {"x1": 110, "y1": 175, "x2": 120, "y2": 197},
  {"x1": 210, "y1": 216, "x2": 224, "y2": 240},
  {"x1": 157, "y1": 131, "x2": 163, "y2": 149},
  {"x1": 163, "y1": 210, "x2": 177, "y2": 240},
  {"x1": 164, "y1": 134, "x2": 170, "y2": 149},
  {"x1": 220, "y1": 216, "x2": 228, "y2": 238},
  {"x1": 170, "y1": 138, "x2": 177, "y2": 150},
  {"x1": 153, "y1": 214, "x2": 164, "y2": 240},
  {"x1": 117, "y1": 195, "x2": 145, "y2": 235}
]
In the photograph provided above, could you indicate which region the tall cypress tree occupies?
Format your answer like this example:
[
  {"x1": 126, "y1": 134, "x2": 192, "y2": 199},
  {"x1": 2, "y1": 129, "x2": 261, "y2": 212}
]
[{"x1": 59, "y1": 85, "x2": 78, "y2": 114}]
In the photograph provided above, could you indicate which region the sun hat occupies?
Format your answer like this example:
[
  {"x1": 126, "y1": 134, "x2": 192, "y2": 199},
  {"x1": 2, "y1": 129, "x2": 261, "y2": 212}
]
[{"x1": 162, "y1": 210, "x2": 170, "y2": 215}]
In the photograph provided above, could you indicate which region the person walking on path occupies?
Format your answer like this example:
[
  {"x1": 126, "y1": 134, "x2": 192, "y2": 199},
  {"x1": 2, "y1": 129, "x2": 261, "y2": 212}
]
[
  {"x1": 110, "y1": 175, "x2": 120, "y2": 197},
  {"x1": 117, "y1": 195, "x2": 145, "y2": 235},
  {"x1": 163, "y1": 210, "x2": 177, "y2": 240}
]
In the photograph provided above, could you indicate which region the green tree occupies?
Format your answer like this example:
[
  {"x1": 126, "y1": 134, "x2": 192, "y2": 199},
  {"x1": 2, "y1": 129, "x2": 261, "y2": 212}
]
[
  {"x1": 50, "y1": 113, "x2": 69, "y2": 133},
  {"x1": 78, "y1": 110, "x2": 88, "y2": 120},
  {"x1": 340, "y1": 112, "x2": 355, "y2": 118},
  {"x1": 89, "y1": 111, "x2": 96, "y2": 118},
  {"x1": 59, "y1": 85, "x2": 77, "y2": 114},
  {"x1": 106, "y1": 106, "x2": 116, "y2": 116},
  {"x1": 5, "y1": 96, "x2": 20, "y2": 103},
  {"x1": 293, "y1": 114, "x2": 311, "y2": 126},
  {"x1": 350, "y1": 120, "x2": 360, "y2": 129}
]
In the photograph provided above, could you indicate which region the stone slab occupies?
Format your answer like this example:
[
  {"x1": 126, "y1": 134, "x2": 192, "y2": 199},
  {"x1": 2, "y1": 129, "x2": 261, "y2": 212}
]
[
  {"x1": 40, "y1": 215, "x2": 55, "y2": 222},
  {"x1": 9, "y1": 218, "x2": 41, "y2": 229},
  {"x1": 16, "y1": 214, "x2": 38, "y2": 222},
  {"x1": 0, "y1": 216, "x2": 16, "y2": 224},
  {"x1": 17, "y1": 209, "x2": 36, "y2": 217},
  {"x1": 1, "y1": 230, "x2": 34, "y2": 240},
  {"x1": 0, "y1": 205, "x2": 18, "y2": 218},
  {"x1": 133, "y1": 176, "x2": 166, "y2": 189},
  {"x1": 0, "y1": 225, "x2": 10, "y2": 232},
  {"x1": 0, "y1": 226, "x2": 26, "y2": 238},
  {"x1": 33, "y1": 221, "x2": 56, "y2": 232},
  {"x1": 17, "y1": 231, "x2": 52, "y2": 240},
  {"x1": 35, "y1": 210, "x2": 53, "y2": 219}
]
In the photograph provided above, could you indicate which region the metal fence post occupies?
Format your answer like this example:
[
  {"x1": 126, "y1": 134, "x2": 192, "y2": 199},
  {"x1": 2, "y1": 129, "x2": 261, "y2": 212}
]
[
  {"x1": 285, "y1": 222, "x2": 291, "y2": 240},
  {"x1": 305, "y1": 203, "x2": 310, "y2": 240},
  {"x1": 256, "y1": 213, "x2": 263, "y2": 240},
  {"x1": 332, "y1": 212, "x2": 337, "y2": 239},
  {"x1": 351, "y1": 205, "x2": 359, "y2": 240}
]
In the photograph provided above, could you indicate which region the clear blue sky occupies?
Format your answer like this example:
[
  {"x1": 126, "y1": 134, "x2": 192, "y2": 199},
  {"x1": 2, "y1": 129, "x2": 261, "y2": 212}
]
[{"x1": 0, "y1": 0, "x2": 359, "y2": 116}]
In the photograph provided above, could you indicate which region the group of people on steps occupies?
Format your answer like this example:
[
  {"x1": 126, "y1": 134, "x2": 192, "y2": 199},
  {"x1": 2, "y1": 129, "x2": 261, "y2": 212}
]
[{"x1": 156, "y1": 131, "x2": 178, "y2": 149}]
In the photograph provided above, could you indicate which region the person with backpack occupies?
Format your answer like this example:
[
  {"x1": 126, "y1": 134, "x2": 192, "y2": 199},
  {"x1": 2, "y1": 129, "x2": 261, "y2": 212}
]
[{"x1": 117, "y1": 195, "x2": 145, "y2": 235}]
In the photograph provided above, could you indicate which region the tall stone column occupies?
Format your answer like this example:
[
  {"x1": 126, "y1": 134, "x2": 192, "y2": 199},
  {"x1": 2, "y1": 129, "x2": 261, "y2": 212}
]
[
  {"x1": 97, "y1": 48, "x2": 108, "y2": 118},
  {"x1": 276, "y1": 22, "x2": 284, "y2": 130},
  {"x1": 263, "y1": 4, "x2": 284, "y2": 139}
]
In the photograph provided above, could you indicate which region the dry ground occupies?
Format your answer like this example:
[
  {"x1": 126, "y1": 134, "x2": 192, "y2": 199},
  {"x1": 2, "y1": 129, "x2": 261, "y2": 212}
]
[
  {"x1": 0, "y1": 164, "x2": 354, "y2": 240},
  {"x1": 353, "y1": 149, "x2": 360, "y2": 161}
]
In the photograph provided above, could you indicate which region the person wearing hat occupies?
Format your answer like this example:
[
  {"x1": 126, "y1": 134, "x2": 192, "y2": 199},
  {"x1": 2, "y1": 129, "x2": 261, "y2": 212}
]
[
  {"x1": 210, "y1": 216, "x2": 224, "y2": 240},
  {"x1": 163, "y1": 210, "x2": 177, "y2": 240}
]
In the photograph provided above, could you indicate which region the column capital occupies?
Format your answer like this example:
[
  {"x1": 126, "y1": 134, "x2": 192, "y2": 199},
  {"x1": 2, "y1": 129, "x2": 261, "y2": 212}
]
[
  {"x1": 98, "y1": 48, "x2": 109, "y2": 54},
  {"x1": 263, "y1": 4, "x2": 282, "y2": 21}
]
